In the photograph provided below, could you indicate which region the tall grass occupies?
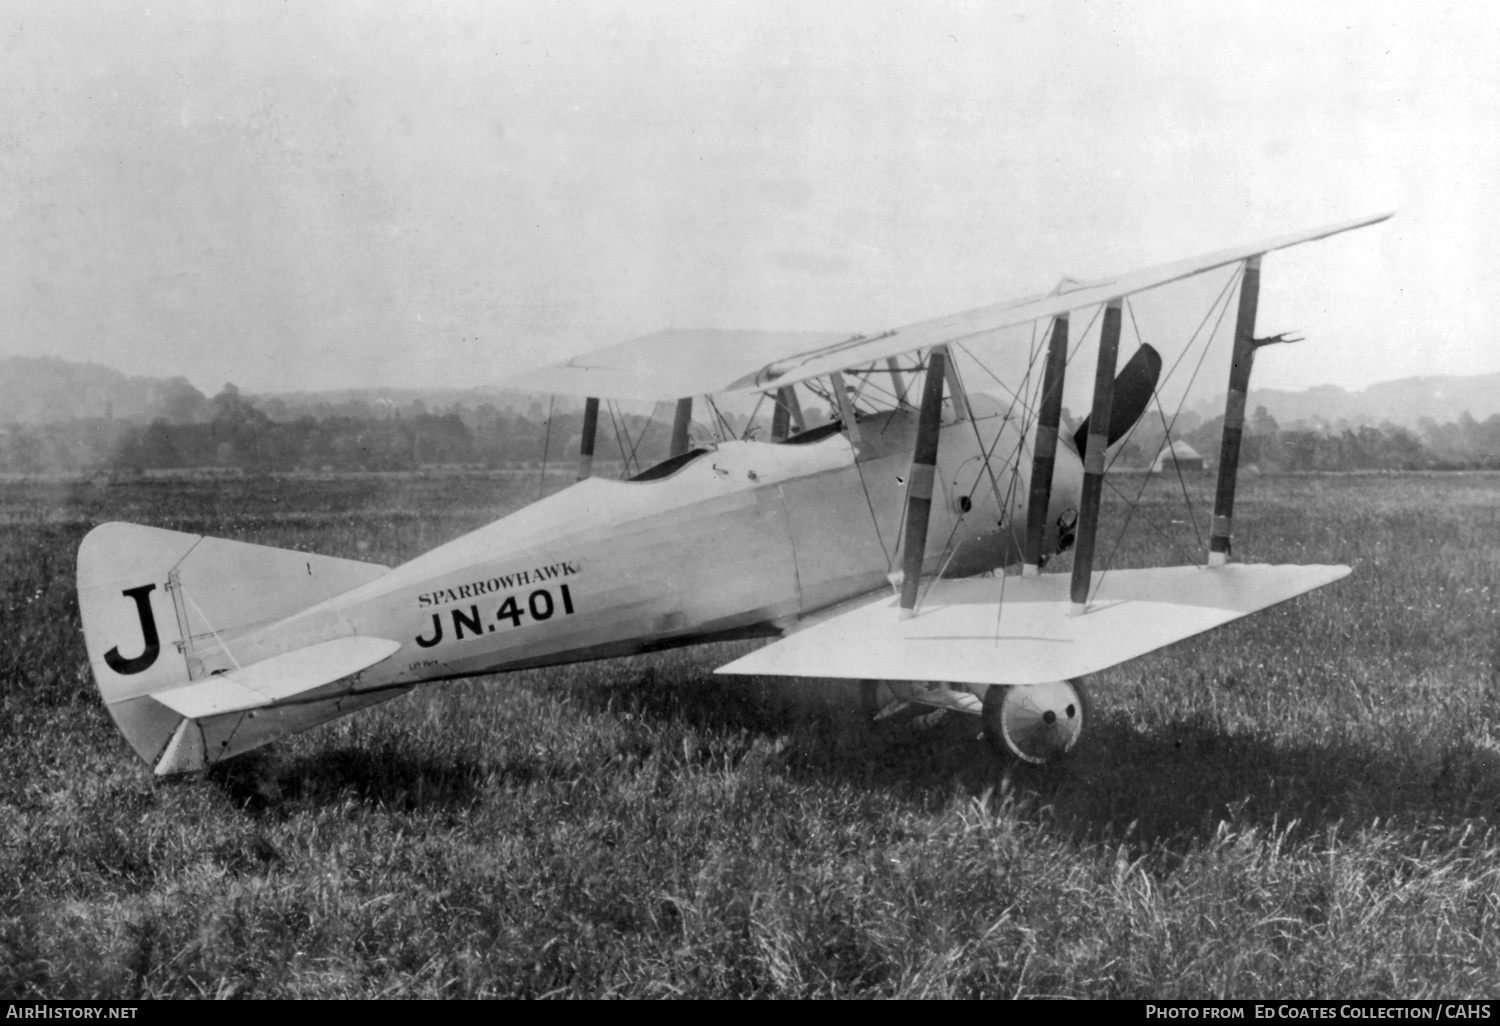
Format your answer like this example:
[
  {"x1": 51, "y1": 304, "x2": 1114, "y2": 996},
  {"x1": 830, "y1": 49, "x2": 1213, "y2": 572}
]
[{"x1": 1, "y1": 471, "x2": 1496, "y2": 997}]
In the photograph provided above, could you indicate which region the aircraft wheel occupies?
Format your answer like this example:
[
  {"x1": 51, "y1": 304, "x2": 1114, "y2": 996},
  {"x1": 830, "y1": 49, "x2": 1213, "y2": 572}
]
[{"x1": 981, "y1": 680, "x2": 1089, "y2": 763}]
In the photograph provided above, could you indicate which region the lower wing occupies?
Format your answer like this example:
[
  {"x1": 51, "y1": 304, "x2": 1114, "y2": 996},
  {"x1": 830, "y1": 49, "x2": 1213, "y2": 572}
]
[{"x1": 715, "y1": 564, "x2": 1349, "y2": 685}]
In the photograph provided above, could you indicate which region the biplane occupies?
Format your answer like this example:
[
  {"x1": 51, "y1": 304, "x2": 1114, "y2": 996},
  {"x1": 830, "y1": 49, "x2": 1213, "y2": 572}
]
[{"x1": 77, "y1": 212, "x2": 1391, "y2": 774}]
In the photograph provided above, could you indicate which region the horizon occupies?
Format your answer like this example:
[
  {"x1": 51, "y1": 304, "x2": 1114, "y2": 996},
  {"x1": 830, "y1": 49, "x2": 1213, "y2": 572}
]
[
  {"x1": 6, "y1": 350, "x2": 1498, "y2": 428},
  {"x1": 3, "y1": 2, "x2": 1498, "y2": 400}
]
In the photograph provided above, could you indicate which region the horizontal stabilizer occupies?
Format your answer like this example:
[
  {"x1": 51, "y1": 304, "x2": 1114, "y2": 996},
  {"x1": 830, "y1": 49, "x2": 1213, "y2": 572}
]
[
  {"x1": 151, "y1": 636, "x2": 401, "y2": 720},
  {"x1": 716, "y1": 564, "x2": 1350, "y2": 686}
]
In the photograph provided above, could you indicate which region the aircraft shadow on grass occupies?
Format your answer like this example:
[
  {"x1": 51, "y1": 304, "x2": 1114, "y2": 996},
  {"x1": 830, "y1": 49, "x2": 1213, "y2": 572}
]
[
  {"x1": 206, "y1": 664, "x2": 1500, "y2": 853},
  {"x1": 208, "y1": 745, "x2": 491, "y2": 814},
  {"x1": 541, "y1": 668, "x2": 1500, "y2": 851}
]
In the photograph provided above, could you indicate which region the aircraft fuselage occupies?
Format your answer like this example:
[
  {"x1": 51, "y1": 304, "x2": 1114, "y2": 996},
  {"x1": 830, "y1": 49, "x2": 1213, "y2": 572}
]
[
  {"x1": 258, "y1": 399, "x2": 1078, "y2": 683},
  {"x1": 168, "y1": 398, "x2": 1081, "y2": 762}
]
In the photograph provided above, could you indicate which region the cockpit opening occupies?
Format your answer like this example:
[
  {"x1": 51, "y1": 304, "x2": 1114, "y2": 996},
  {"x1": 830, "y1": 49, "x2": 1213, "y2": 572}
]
[
  {"x1": 629, "y1": 448, "x2": 710, "y2": 482},
  {"x1": 779, "y1": 421, "x2": 845, "y2": 446}
]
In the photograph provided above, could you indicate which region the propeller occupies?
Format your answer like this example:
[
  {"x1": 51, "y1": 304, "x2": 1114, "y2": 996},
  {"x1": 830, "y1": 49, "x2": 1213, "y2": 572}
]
[{"x1": 1072, "y1": 344, "x2": 1163, "y2": 460}]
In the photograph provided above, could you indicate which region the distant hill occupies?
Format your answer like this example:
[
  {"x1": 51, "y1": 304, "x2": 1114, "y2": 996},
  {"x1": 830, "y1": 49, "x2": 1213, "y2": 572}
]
[
  {"x1": 0, "y1": 357, "x2": 573, "y2": 425},
  {"x1": 1192, "y1": 372, "x2": 1500, "y2": 430},
  {"x1": 0, "y1": 356, "x2": 211, "y2": 424},
  {"x1": 2, "y1": 354, "x2": 1495, "y2": 429}
]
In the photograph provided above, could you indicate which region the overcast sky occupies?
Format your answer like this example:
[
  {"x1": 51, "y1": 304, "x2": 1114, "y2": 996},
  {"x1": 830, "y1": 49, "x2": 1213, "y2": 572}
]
[{"x1": 1, "y1": 1, "x2": 1494, "y2": 404}]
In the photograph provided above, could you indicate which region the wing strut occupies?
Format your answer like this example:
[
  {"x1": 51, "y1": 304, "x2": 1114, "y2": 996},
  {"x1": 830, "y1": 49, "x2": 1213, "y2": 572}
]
[
  {"x1": 669, "y1": 398, "x2": 694, "y2": 457},
  {"x1": 768, "y1": 386, "x2": 806, "y2": 440},
  {"x1": 942, "y1": 355, "x2": 971, "y2": 422},
  {"x1": 1207, "y1": 256, "x2": 1266, "y2": 565},
  {"x1": 829, "y1": 371, "x2": 863, "y2": 452},
  {"x1": 898, "y1": 347, "x2": 949, "y2": 618},
  {"x1": 769, "y1": 391, "x2": 790, "y2": 440},
  {"x1": 783, "y1": 386, "x2": 805, "y2": 432},
  {"x1": 885, "y1": 357, "x2": 910, "y2": 407},
  {"x1": 577, "y1": 397, "x2": 600, "y2": 480},
  {"x1": 1023, "y1": 314, "x2": 1069, "y2": 576},
  {"x1": 1070, "y1": 299, "x2": 1123, "y2": 614}
]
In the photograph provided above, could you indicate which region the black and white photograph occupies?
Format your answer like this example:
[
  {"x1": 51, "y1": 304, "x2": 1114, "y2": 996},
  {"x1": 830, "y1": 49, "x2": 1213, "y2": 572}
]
[{"x1": 2, "y1": 0, "x2": 1497, "y2": 1000}]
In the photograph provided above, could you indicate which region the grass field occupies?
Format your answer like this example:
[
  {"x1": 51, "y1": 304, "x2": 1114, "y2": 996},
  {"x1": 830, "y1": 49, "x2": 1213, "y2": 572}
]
[{"x1": 2, "y1": 470, "x2": 1498, "y2": 998}]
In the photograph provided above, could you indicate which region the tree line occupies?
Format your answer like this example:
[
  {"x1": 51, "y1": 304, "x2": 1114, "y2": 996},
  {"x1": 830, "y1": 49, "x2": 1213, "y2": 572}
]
[
  {"x1": 1114, "y1": 405, "x2": 1500, "y2": 472},
  {"x1": 0, "y1": 385, "x2": 691, "y2": 476},
  {"x1": 1, "y1": 385, "x2": 1496, "y2": 476}
]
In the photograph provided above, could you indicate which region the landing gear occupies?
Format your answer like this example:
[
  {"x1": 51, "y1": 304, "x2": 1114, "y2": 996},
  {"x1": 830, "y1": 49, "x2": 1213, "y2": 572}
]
[
  {"x1": 981, "y1": 680, "x2": 1089, "y2": 763},
  {"x1": 859, "y1": 679, "x2": 934, "y2": 724},
  {"x1": 859, "y1": 678, "x2": 1090, "y2": 763},
  {"x1": 860, "y1": 679, "x2": 895, "y2": 722}
]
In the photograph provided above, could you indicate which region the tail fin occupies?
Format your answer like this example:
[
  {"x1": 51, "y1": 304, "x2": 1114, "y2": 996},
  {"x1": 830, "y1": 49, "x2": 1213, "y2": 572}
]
[{"x1": 77, "y1": 523, "x2": 390, "y2": 767}]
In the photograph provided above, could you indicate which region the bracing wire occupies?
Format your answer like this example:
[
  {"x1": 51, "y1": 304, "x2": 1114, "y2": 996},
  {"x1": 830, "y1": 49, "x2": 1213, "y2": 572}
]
[
  {"x1": 537, "y1": 395, "x2": 555, "y2": 501},
  {"x1": 181, "y1": 584, "x2": 243, "y2": 673},
  {"x1": 853, "y1": 455, "x2": 894, "y2": 569},
  {"x1": 704, "y1": 395, "x2": 736, "y2": 442},
  {"x1": 1093, "y1": 290, "x2": 1232, "y2": 576},
  {"x1": 1154, "y1": 393, "x2": 1205, "y2": 553},
  {"x1": 611, "y1": 399, "x2": 634, "y2": 460},
  {"x1": 918, "y1": 345, "x2": 1042, "y2": 611},
  {"x1": 914, "y1": 267, "x2": 1240, "y2": 615},
  {"x1": 900, "y1": 277, "x2": 1226, "y2": 615},
  {"x1": 604, "y1": 399, "x2": 659, "y2": 476},
  {"x1": 1104, "y1": 266, "x2": 1243, "y2": 477},
  {"x1": 605, "y1": 399, "x2": 633, "y2": 477},
  {"x1": 1089, "y1": 266, "x2": 1243, "y2": 601},
  {"x1": 1118, "y1": 279, "x2": 1243, "y2": 557},
  {"x1": 741, "y1": 392, "x2": 767, "y2": 440},
  {"x1": 957, "y1": 303, "x2": 1105, "y2": 425},
  {"x1": 625, "y1": 403, "x2": 657, "y2": 470},
  {"x1": 914, "y1": 313, "x2": 1086, "y2": 614},
  {"x1": 846, "y1": 371, "x2": 902, "y2": 413}
]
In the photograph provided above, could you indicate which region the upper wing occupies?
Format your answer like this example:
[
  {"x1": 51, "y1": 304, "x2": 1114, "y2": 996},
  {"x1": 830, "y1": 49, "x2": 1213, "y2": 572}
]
[
  {"x1": 502, "y1": 212, "x2": 1393, "y2": 402},
  {"x1": 501, "y1": 328, "x2": 849, "y2": 402},
  {"x1": 714, "y1": 564, "x2": 1350, "y2": 686},
  {"x1": 734, "y1": 212, "x2": 1392, "y2": 393}
]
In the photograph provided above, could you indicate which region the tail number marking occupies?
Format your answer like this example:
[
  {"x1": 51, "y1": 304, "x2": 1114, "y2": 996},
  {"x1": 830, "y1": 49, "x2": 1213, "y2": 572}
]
[
  {"x1": 415, "y1": 584, "x2": 576, "y2": 648},
  {"x1": 103, "y1": 584, "x2": 162, "y2": 675}
]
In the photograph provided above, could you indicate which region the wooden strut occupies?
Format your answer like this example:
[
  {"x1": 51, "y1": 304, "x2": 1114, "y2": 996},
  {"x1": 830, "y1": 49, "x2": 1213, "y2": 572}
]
[
  {"x1": 829, "y1": 371, "x2": 862, "y2": 451},
  {"x1": 1070, "y1": 299, "x2": 1123, "y2": 614},
  {"x1": 577, "y1": 396, "x2": 600, "y2": 481},
  {"x1": 898, "y1": 347, "x2": 950, "y2": 619},
  {"x1": 942, "y1": 353, "x2": 971, "y2": 422},
  {"x1": 669, "y1": 397, "x2": 694, "y2": 457},
  {"x1": 782, "y1": 386, "x2": 805, "y2": 433},
  {"x1": 1023, "y1": 314, "x2": 1069, "y2": 576},
  {"x1": 886, "y1": 357, "x2": 910, "y2": 407},
  {"x1": 1209, "y1": 256, "x2": 1262, "y2": 566},
  {"x1": 769, "y1": 390, "x2": 791, "y2": 441}
]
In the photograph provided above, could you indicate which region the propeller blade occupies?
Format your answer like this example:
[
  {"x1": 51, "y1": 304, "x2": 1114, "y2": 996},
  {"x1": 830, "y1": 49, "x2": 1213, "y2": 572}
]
[{"x1": 1073, "y1": 344, "x2": 1163, "y2": 459}]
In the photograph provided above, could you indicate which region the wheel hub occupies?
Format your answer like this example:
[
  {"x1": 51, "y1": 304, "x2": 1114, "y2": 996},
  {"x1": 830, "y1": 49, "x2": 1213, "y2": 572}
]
[{"x1": 983, "y1": 680, "x2": 1087, "y2": 763}]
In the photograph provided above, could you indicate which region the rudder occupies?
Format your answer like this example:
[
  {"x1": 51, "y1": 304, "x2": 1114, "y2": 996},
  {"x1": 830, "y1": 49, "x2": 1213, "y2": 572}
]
[{"x1": 77, "y1": 522, "x2": 390, "y2": 766}]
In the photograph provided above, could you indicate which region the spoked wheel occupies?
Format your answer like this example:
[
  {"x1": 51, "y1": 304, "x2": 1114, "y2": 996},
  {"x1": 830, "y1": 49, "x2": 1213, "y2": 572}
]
[{"x1": 981, "y1": 680, "x2": 1089, "y2": 763}]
